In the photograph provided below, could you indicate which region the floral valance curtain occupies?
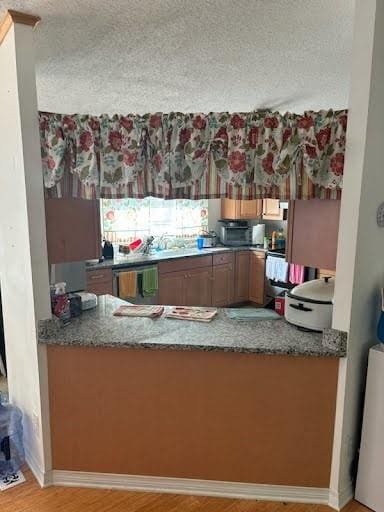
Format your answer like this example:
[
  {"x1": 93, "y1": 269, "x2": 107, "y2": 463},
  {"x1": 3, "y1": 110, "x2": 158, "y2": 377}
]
[{"x1": 39, "y1": 109, "x2": 347, "y2": 200}]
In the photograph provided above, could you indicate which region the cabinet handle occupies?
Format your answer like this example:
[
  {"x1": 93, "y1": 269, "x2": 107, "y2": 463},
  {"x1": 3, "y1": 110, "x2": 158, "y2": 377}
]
[
  {"x1": 184, "y1": 274, "x2": 188, "y2": 279},
  {"x1": 90, "y1": 275, "x2": 104, "y2": 280},
  {"x1": 229, "y1": 264, "x2": 233, "y2": 271}
]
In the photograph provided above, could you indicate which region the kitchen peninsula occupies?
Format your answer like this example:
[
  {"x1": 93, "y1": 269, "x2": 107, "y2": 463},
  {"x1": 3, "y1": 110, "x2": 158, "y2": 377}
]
[{"x1": 40, "y1": 295, "x2": 345, "y2": 491}]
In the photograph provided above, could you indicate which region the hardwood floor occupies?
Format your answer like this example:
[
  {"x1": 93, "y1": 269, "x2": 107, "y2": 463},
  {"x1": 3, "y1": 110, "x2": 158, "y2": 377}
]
[{"x1": 0, "y1": 470, "x2": 371, "y2": 512}]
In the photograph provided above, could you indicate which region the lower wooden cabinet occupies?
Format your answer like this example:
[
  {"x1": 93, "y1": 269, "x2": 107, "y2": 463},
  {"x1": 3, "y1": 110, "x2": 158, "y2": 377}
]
[
  {"x1": 159, "y1": 270, "x2": 186, "y2": 306},
  {"x1": 249, "y1": 251, "x2": 266, "y2": 305},
  {"x1": 185, "y1": 267, "x2": 213, "y2": 306},
  {"x1": 159, "y1": 254, "x2": 238, "y2": 307},
  {"x1": 234, "y1": 251, "x2": 250, "y2": 303},
  {"x1": 159, "y1": 267, "x2": 213, "y2": 306},
  {"x1": 212, "y1": 263, "x2": 234, "y2": 307},
  {"x1": 86, "y1": 268, "x2": 113, "y2": 296}
]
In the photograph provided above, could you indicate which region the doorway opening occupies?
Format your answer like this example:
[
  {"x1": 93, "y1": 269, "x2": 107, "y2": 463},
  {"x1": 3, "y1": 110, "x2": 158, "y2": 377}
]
[{"x1": 0, "y1": 292, "x2": 8, "y2": 401}]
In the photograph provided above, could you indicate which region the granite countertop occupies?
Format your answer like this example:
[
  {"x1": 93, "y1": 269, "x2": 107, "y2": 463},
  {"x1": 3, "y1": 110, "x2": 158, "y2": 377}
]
[
  {"x1": 86, "y1": 245, "x2": 268, "y2": 270},
  {"x1": 39, "y1": 295, "x2": 346, "y2": 357}
]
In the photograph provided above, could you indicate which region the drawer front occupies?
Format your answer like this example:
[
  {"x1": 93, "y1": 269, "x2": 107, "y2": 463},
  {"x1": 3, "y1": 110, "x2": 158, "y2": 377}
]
[
  {"x1": 252, "y1": 250, "x2": 266, "y2": 260},
  {"x1": 86, "y1": 268, "x2": 113, "y2": 285},
  {"x1": 86, "y1": 281, "x2": 114, "y2": 296},
  {"x1": 212, "y1": 252, "x2": 234, "y2": 266},
  {"x1": 159, "y1": 255, "x2": 213, "y2": 274}
]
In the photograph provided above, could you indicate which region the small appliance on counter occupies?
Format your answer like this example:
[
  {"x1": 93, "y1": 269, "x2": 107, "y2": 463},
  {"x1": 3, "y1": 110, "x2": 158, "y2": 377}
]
[
  {"x1": 252, "y1": 224, "x2": 265, "y2": 246},
  {"x1": 102, "y1": 240, "x2": 114, "y2": 260},
  {"x1": 218, "y1": 220, "x2": 251, "y2": 246},
  {"x1": 197, "y1": 231, "x2": 218, "y2": 249},
  {"x1": 285, "y1": 276, "x2": 335, "y2": 331},
  {"x1": 76, "y1": 291, "x2": 98, "y2": 311}
]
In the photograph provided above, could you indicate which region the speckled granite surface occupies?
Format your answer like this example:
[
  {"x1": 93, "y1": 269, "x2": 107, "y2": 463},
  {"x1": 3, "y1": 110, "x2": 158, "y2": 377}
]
[
  {"x1": 86, "y1": 246, "x2": 266, "y2": 270},
  {"x1": 39, "y1": 295, "x2": 345, "y2": 357}
]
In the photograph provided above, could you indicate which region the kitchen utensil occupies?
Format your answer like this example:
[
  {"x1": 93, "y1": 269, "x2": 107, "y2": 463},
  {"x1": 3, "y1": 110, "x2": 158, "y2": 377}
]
[
  {"x1": 76, "y1": 291, "x2": 98, "y2": 311},
  {"x1": 285, "y1": 276, "x2": 334, "y2": 331},
  {"x1": 252, "y1": 224, "x2": 265, "y2": 246},
  {"x1": 102, "y1": 240, "x2": 114, "y2": 260}
]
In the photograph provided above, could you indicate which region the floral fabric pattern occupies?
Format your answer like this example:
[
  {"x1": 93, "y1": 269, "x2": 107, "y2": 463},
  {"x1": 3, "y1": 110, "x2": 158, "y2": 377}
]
[{"x1": 39, "y1": 109, "x2": 347, "y2": 200}]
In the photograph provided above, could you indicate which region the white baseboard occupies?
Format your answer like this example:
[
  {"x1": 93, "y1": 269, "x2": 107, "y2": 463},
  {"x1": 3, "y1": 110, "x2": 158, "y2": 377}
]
[
  {"x1": 24, "y1": 447, "x2": 51, "y2": 488},
  {"x1": 328, "y1": 482, "x2": 354, "y2": 510},
  {"x1": 51, "y1": 470, "x2": 330, "y2": 505}
]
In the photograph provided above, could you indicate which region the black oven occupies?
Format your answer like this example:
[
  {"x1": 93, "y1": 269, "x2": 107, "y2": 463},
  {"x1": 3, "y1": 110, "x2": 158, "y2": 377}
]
[{"x1": 265, "y1": 250, "x2": 316, "y2": 301}]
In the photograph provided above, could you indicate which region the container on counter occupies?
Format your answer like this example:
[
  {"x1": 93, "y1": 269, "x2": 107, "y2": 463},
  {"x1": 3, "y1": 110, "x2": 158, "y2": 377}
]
[
  {"x1": 196, "y1": 237, "x2": 204, "y2": 250},
  {"x1": 51, "y1": 282, "x2": 71, "y2": 324},
  {"x1": 275, "y1": 296, "x2": 286, "y2": 316}
]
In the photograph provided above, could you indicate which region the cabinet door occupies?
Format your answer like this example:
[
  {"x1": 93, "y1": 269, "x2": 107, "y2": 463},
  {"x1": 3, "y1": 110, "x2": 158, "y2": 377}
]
[
  {"x1": 221, "y1": 199, "x2": 262, "y2": 220},
  {"x1": 239, "y1": 200, "x2": 262, "y2": 219},
  {"x1": 249, "y1": 252, "x2": 266, "y2": 305},
  {"x1": 262, "y1": 199, "x2": 283, "y2": 220},
  {"x1": 45, "y1": 198, "x2": 101, "y2": 264},
  {"x1": 234, "y1": 251, "x2": 250, "y2": 303},
  {"x1": 221, "y1": 199, "x2": 240, "y2": 219},
  {"x1": 287, "y1": 200, "x2": 340, "y2": 270},
  {"x1": 212, "y1": 263, "x2": 234, "y2": 307},
  {"x1": 159, "y1": 271, "x2": 186, "y2": 306},
  {"x1": 185, "y1": 267, "x2": 212, "y2": 306}
]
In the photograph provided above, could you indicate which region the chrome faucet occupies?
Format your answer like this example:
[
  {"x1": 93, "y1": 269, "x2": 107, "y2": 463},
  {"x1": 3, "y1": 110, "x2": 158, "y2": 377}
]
[{"x1": 140, "y1": 236, "x2": 155, "y2": 255}]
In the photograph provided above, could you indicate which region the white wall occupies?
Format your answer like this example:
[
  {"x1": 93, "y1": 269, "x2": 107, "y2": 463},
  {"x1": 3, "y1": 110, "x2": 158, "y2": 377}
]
[
  {"x1": 208, "y1": 199, "x2": 221, "y2": 232},
  {"x1": 331, "y1": 0, "x2": 384, "y2": 506},
  {"x1": 0, "y1": 23, "x2": 52, "y2": 481}
]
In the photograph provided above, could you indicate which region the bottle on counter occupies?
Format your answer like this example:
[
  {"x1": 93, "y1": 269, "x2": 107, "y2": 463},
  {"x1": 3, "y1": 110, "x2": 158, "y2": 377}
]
[
  {"x1": 271, "y1": 231, "x2": 277, "y2": 250},
  {"x1": 51, "y1": 282, "x2": 71, "y2": 325}
]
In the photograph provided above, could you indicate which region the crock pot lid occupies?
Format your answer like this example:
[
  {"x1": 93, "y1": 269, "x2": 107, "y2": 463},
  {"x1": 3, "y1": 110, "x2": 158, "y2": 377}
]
[{"x1": 290, "y1": 277, "x2": 335, "y2": 302}]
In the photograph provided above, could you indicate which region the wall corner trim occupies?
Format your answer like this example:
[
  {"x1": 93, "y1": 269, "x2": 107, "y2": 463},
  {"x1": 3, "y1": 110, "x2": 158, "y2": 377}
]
[
  {"x1": 51, "y1": 470, "x2": 330, "y2": 505},
  {"x1": 0, "y1": 9, "x2": 41, "y2": 45},
  {"x1": 25, "y1": 447, "x2": 51, "y2": 488},
  {"x1": 328, "y1": 482, "x2": 354, "y2": 511}
]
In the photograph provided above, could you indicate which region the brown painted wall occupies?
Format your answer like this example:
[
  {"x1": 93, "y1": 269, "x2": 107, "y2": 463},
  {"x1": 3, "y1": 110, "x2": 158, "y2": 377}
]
[{"x1": 48, "y1": 346, "x2": 339, "y2": 487}]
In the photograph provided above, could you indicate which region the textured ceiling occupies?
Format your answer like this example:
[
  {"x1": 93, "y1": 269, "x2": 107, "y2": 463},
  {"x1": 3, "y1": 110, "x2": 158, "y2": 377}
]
[{"x1": 0, "y1": 0, "x2": 354, "y2": 114}]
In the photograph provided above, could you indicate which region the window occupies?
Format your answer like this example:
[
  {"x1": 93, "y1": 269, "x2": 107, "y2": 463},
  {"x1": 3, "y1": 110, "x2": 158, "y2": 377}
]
[{"x1": 101, "y1": 198, "x2": 209, "y2": 244}]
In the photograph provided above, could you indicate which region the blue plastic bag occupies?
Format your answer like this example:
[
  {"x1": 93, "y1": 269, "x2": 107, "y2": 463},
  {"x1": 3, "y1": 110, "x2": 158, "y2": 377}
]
[{"x1": 0, "y1": 400, "x2": 24, "y2": 477}]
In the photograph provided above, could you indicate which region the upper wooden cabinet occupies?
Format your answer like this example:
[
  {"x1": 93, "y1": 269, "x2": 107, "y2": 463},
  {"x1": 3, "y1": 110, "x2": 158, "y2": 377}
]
[
  {"x1": 45, "y1": 198, "x2": 101, "y2": 264},
  {"x1": 286, "y1": 199, "x2": 340, "y2": 270},
  {"x1": 262, "y1": 199, "x2": 284, "y2": 220},
  {"x1": 221, "y1": 199, "x2": 263, "y2": 220}
]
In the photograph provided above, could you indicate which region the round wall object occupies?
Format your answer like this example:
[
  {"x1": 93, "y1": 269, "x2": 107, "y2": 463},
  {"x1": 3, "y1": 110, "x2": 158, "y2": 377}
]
[{"x1": 377, "y1": 202, "x2": 384, "y2": 227}]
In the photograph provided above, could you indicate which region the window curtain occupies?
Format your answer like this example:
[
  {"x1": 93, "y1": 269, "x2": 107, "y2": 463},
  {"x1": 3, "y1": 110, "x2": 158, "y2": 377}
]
[{"x1": 39, "y1": 109, "x2": 346, "y2": 200}]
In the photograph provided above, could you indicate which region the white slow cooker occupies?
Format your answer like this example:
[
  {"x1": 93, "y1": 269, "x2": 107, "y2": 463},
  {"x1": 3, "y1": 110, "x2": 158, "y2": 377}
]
[{"x1": 285, "y1": 277, "x2": 335, "y2": 332}]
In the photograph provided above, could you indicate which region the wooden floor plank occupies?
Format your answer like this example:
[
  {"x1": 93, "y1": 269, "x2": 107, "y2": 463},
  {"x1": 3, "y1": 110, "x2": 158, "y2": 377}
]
[{"x1": 0, "y1": 470, "x2": 372, "y2": 512}]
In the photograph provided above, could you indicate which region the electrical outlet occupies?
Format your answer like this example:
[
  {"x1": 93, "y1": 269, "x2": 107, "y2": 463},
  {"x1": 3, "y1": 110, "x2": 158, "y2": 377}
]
[{"x1": 32, "y1": 413, "x2": 39, "y2": 435}]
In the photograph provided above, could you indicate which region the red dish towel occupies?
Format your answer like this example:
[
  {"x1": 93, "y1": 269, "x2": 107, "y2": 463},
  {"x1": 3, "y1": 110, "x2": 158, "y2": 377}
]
[{"x1": 289, "y1": 264, "x2": 305, "y2": 284}]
